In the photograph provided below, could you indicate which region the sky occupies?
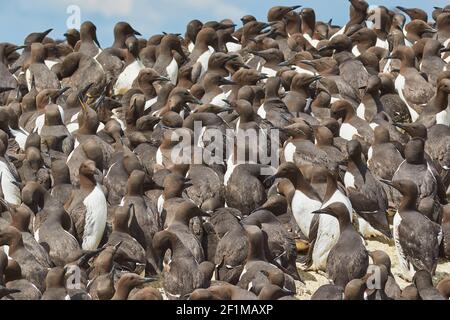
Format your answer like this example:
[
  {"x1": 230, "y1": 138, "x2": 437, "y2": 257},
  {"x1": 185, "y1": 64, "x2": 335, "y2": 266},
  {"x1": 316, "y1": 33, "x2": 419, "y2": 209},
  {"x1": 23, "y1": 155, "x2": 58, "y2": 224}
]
[{"x1": 0, "y1": 0, "x2": 448, "y2": 46}]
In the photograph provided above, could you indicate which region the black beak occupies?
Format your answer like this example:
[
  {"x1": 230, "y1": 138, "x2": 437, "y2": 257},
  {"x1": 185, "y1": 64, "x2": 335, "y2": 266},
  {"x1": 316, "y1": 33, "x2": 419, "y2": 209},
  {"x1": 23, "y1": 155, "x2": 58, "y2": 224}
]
[
  {"x1": 278, "y1": 61, "x2": 291, "y2": 66},
  {"x1": 318, "y1": 45, "x2": 334, "y2": 53},
  {"x1": 392, "y1": 122, "x2": 406, "y2": 130},
  {"x1": 0, "y1": 87, "x2": 15, "y2": 94},
  {"x1": 57, "y1": 86, "x2": 70, "y2": 97},
  {"x1": 77, "y1": 246, "x2": 107, "y2": 266},
  {"x1": 156, "y1": 76, "x2": 171, "y2": 82},
  {"x1": 42, "y1": 28, "x2": 53, "y2": 39},
  {"x1": 263, "y1": 174, "x2": 277, "y2": 188},
  {"x1": 225, "y1": 54, "x2": 239, "y2": 62},
  {"x1": 141, "y1": 276, "x2": 157, "y2": 283},
  {"x1": 188, "y1": 96, "x2": 203, "y2": 105},
  {"x1": 311, "y1": 209, "x2": 329, "y2": 215},
  {"x1": 14, "y1": 45, "x2": 26, "y2": 51},
  {"x1": 183, "y1": 179, "x2": 194, "y2": 188},
  {"x1": 440, "y1": 47, "x2": 450, "y2": 53},
  {"x1": 309, "y1": 75, "x2": 322, "y2": 83},
  {"x1": 290, "y1": 5, "x2": 302, "y2": 11},
  {"x1": 93, "y1": 35, "x2": 101, "y2": 49},
  {"x1": 219, "y1": 78, "x2": 236, "y2": 86},
  {"x1": 113, "y1": 240, "x2": 123, "y2": 254},
  {"x1": 134, "y1": 29, "x2": 142, "y2": 36}
]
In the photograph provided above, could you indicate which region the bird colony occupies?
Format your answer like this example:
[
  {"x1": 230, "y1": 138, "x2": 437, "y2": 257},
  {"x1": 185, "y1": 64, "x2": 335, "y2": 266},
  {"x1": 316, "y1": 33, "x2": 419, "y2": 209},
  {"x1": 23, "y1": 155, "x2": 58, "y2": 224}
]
[{"x1": 0, "y1": 1, "x2": 450, "y2": 300}]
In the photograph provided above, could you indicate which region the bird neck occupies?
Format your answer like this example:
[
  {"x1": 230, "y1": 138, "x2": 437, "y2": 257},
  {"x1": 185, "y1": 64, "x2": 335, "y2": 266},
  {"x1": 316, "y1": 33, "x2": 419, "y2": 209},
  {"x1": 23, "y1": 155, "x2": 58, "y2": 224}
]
[
  {"x1": 399, "y1": 194, "x2": 417, "y2": 212},
  {"x1": 79, "y1": 174, "x2": 96, "y2": 191}
]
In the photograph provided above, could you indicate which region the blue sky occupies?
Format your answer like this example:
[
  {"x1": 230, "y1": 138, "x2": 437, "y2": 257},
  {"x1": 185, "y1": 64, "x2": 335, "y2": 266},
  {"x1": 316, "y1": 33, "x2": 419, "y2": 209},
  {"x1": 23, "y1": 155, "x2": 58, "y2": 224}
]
[{"x1": 0, "y1": 0, "x2": 447, "y2": 46}]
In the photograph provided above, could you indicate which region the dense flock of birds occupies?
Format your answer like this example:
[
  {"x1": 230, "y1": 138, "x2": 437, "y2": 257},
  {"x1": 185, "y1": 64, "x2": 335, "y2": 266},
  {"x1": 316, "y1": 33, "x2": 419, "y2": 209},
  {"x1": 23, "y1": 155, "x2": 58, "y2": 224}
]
[{"x1": 0, "y1": 1, "x2": 450, "y2": 300}]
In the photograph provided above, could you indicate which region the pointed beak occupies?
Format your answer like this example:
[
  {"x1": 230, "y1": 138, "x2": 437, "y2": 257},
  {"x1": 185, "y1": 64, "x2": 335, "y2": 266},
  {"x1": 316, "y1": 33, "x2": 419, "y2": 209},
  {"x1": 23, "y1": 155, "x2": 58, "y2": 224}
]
[
  {"x1": 156, "y1": 76, "x2": 171, "y2": 82},
  {"x1": 318, "y1": 45, "x2": 333, "y2": 53},
  {"x1": 392, "y1": 122, "x2": 406, "y2": 130},
  {"x1": 222, "y1": 99, "x2": 232, "y2": 106},
  {"x1": 440, "y1": 47, "x2": 450, "y2": 53},
  {"x1": 42, "y1": 28, "x2": 53, "y2": 39},
  {"x1": 57, "y1": 86, "x2": 70, "y2": 98},
  {"x1": 263, "y1": 174, "x2": 278, "y2": 187},
  {"x1": 219, "y1": 78, "x2": 236, "y2": 86},
  {"x1": 113, "y1": 240, "x2": 123, "y2": 253},
  {"x1": 309, "y1": 75, "x2": 322, "y2": 84},
  {"x1": 14, "y1": 45, "x2": 26, "y2": 51},
  {"x1": 94, "y1": 36, "x2": 101, "y2": 49},
  {"x1": 141, "y1": 276, "x2": 157, "y2": 283},
  {"x1": 0, "y1": 87, "x2": 15, "y2": 94},
  {"x1": 183, "y1": 179, "x2": 193, "y2": 188},
  {"x1": 188, "y1": 96, "x2": 203, "y2": 105},
  {"x1": 278, "y1": 60, "x2": 291, "y2": 67},
  {"x1": 134, "y1": 29, "x2": 142, "y2": 36}
]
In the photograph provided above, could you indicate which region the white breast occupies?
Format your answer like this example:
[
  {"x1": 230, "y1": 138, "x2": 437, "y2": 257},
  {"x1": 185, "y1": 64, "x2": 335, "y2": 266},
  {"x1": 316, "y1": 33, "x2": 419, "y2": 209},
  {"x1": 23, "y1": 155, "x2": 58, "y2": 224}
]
[
  {"x1": 312, "y1": 213, "x2": 340, "y2": 270},
  {"x1": 257, "y1": 103, "x2": 267, "y2": 119},
  {"x1": 166, "y1": 58, "x2": 179, "y2": 85},
  {"x1": 157, "y1": 194, "x2": 164, "y2": 215},
  {"x1": 303, "y1": 33, "x2": 319, "y2": 48},
  {"x1": 82, "y1": 184, "x2": 107, "y2": 250},
  {"x1": 322, "y1": 189, "x2": 353, "y2": 219},
  {"x1": 344, "y1": 171, "x2": 356, "y2": 189},
  {"x1": 156, "y1": 148, "x2": 163, "y2": 166},
  {"x1": 57, "y1": 105, "x2": 65, "y2": 123},
  {"x1": 226, "y1": 42, "x2": 242, "y2": 52},
  {"x1": 197, "y1": 46, "x2": 214, "y2": 78},
  {"x1": 393, "y1": 212, "x2": 413, "y2": 279},
  {"x1": 284, "y1": 142, "x2": 296, "y2": 163},
  {"x1": 375, "y1": 38, "x2": 389, "y2": 49},
  {"x1": 330, "y1": 27, "x2": 345, "y2": 40},
  {"x1": 444, "y1": 38, "x2": 450, "y2": 47},
  {"x1": 26, "y1": 69, "x2": 32, "y2": 91},
  {"x1": 9, "y1": 127, "x2": 28, "y2": 150},
  {"x1": 311, "y1": 190, "x2": 353, "y2": 270},
  {"x1": 224, "y1": 154, "x2": 236, "y2": 186},
  {"x1": 352, "y1": 46, "x2": 361, "y2": 57},
  {"x1": 358, "y1": 217, "x2": 385, "y2": 238},
  {"x1": 113, "y1": 60, "x2": 144, "y2": 95},
  {"x1": 356, "y1": 102, "x2": 366, "y2": 120},
  {"x1": 369, "y1": 123, "x2": 379, "y2": 130},
  {"x1": 34, "y1": 114, "x2": 45, "y2": 134},
  {"x1": 187, "y1": 42, "x2": 195, "y2": 53},
  {"x1": 367, "y1": 146, "x2": 373, "y2": 162},
  {"x1": 144, "y1": 96, "x2": 158, "y2": 111},
  {"x1": 291, "y1": 190, "x2": 322, "y2": 238},
  {"x1": 339, "y1": 123, "x2": 358, "y2": 141},
  {"x1": 435, "y1": 106, "x2": 450, "y2": 127},
  {"x1": 261, "y1": 66, "x2": 277, "y2": 78},
  {"x1": 395, "y1": 74, "x2": 419, "y2": 122},
  {"x1": 45, "y1": 60, "x2": 58, "y2": 70},
  {"x1": 330, "y1": 96, "x2": 340, "y2": 104},
  {"x1": 383, "y1": 58, "x2": 392, "y2": 73},
  {"x1": 210, "y1": 90, "x2": 232, "y2": 107},
  {"x1": 0, "y1": 161, "x2": 21, "y2": 206}
]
